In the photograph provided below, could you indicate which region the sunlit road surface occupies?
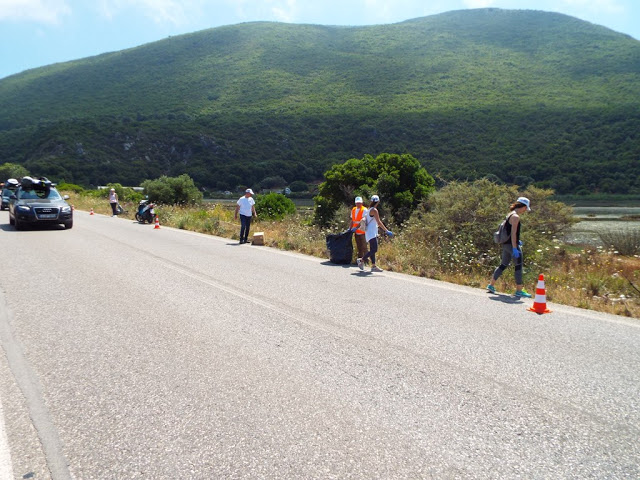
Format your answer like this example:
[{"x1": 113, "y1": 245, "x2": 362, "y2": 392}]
[{"x1": 0, "y1": 210, "x2": 638, "y2": 479}]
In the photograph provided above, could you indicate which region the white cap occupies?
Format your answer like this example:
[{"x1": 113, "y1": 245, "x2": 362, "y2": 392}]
[
  {"x1": 355, "y1": 196, "x2": 363, "y2": 203},
  {"x1": 370, "y1": 194, "x2": 380, "y2": 202},
  {"x1": 516, "y1": 196, "x2": 531, "y2": 211},
  {"x1": 245, "y1": 188, "x2": 254, "y2": 195}
]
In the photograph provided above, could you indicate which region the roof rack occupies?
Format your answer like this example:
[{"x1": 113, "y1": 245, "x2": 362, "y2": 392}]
[{"x1": 21, "y1": 176, "x2": 53, "y2": 189}]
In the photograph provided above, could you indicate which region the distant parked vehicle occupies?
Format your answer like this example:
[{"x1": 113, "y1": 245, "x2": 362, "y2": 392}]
[
  {"x1": 1, "y1": 188, "x2": 12, "y2": 210},
  {"x1": 8, "y1": 177, "x2": 73, "y2": 230},
  {"x1": 1, "y1": 178, "x2": 19, "y2": 210},
  {"x1": 135, "y1": 199, "x2": 156, "y2": 223}
]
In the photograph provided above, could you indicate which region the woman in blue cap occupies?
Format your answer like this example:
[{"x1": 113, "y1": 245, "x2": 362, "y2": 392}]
[{"x1": 487, "y1": 197, "x2": 532, "y2": 297}]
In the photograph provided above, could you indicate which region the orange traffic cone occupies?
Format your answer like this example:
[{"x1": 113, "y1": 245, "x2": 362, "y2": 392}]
[
  {"x1": 90, "y1": 208, "x2": 94, "y2": 215},
  {"x1": 528, "y1": 274, "x2": 551, "y2": 314},
  {"x1": 154, "y1": 215, "x2": 160, "y2": 229}
]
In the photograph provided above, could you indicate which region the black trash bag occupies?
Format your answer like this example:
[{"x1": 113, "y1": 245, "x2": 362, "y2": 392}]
[{"x1": 326, "y1": 230, "x2": 354, "y2": 264}]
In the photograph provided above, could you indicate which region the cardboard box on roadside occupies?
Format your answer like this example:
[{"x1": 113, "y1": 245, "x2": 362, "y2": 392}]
[{"x1": 252, "y1": 232, "x2": 264, "y2": 245}]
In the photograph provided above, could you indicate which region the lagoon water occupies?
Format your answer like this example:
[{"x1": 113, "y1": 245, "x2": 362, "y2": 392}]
[{"x1": 565, "y1": 206, "x2": 640, "y2": 245}]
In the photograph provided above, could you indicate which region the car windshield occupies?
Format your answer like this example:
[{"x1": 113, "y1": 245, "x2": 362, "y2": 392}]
[{"x1": 19, "y1": 188, "x2": 62, "y2": 200}]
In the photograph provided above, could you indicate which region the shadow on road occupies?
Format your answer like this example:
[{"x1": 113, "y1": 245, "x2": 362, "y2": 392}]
[
  {"x1": 488, "y1": 294, "x2": 524, "y2": 304},
  {"x1": 0, "y1": 223, "x2": 65, "y2": 232},
  {"x1": 321, "y1": 261, "x2": 354, "y2": 269},
  {"x1": 350, "y1": 271, "x2": 374, "y2": 277}
]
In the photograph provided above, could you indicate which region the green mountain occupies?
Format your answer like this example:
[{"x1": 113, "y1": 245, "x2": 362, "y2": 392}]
[{"x1": 1, "y1": 8, "x2": 639, "y2": 193}]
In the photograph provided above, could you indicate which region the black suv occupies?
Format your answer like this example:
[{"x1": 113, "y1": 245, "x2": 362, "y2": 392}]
[{"x1": 8, "y1": 177, "x2": 73, "y2": 230}]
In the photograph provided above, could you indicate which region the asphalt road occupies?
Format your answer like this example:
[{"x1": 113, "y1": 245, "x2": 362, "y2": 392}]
[{"x1": 0, "y1": 210, "x2": 639, "y2": 479}]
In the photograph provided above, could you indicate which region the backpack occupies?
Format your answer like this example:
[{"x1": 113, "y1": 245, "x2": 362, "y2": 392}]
[{"x1": 493, "y1": 215, "x2": 510, "y2": 244}]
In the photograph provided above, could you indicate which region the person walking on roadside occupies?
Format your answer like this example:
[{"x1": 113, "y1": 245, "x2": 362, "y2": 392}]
[
  {"x1": 350, "y1": 196, "x2": 368, "y2": 262},
  {"x1": 108, "y1": 188, "x2": 118, "y2": 217},
  {"x1": 235, "y1": 188, "x2": 257, "y2": 244},
  {"x1": 487, "y1": 197, "x2": 532, "y2": 297},
  {"x1": 358, "y1": 195, "x2": 393, "y2": 273}
]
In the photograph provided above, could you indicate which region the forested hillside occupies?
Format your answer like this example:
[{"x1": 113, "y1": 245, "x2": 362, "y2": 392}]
[{"x1": 0, "y1": 8, "x2": 638, "y2": 193}]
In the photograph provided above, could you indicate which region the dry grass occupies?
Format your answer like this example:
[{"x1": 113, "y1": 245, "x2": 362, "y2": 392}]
[{"x1": 67, "y1": 193, "x2": 640, "y2": 319}]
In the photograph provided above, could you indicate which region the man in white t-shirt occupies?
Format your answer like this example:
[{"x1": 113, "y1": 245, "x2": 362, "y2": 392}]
[{"x1": 234, "y1": 188, "x2": 257, "y2": 244}]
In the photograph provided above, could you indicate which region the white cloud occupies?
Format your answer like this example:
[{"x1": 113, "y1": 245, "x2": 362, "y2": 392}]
[
  {"x1": 0, "y1": 0, "x2": 71, "y2": 24},
  {"x1": 98, "y1": 0, "x2": 204, "y2": 25},
  {"x1": 271, "y1": 0, "x2": 297, "y2": 23}
]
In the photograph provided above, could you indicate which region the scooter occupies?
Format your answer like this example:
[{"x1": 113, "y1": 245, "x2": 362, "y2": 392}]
[{"x1": 135, "y1": 199, "x2": 156, "y2": 223}]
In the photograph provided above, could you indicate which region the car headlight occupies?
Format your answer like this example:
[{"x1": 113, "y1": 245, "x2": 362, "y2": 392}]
[
  {"x1": 61, "y1": 206, "x2": 71, "y2": 213},
  {"x1": 17, "y1": 205, "x2": 31, "y2": 212}
]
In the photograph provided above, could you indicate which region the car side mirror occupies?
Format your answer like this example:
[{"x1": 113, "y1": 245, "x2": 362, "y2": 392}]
[{"x1": 63, "y1": 195, "x2": 70, "y2": 200}]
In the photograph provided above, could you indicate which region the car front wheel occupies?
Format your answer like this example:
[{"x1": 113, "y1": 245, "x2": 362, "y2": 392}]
[
  {"x1": 14, "y1": 217, "x2": 24, "y2": 230},
  {"x1": 64, "y1": 220, "x2": 73, "y2": 229}
]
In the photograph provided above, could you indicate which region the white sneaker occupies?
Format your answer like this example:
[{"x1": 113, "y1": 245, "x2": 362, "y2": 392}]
[
  {"x1": 357, "y1": 258, "x2": 364, "y2": 271},
  {"x1": 371, "y1": 266, "x2": 383, "y2": 272}
]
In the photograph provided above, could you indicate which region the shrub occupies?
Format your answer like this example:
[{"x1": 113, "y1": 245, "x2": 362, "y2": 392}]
[
  {"x1": 57, "y1": 182, "x2": 85, "y2": 193},
  {"x1": 255, "y1": 193, "x2": 296, "y2": 220},
  {"x1": 599, "y1": 229, "x2": 640, "y2": 256},
  {"x1": 402, "y1": 179, "x2": 576, "y2": 276},
  {"x1": 141, "y1": 174, "x2": 203, "y2": 205}
]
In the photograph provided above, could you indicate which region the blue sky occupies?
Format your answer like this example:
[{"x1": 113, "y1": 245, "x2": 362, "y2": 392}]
[{"x1": 1, "y1": 0, "x2": 639, "y2": 80}]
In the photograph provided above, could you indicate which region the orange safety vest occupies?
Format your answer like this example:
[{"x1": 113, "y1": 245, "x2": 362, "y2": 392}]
[{"x1": 351, "y1": 206, "x2": 366, "y2": 234}]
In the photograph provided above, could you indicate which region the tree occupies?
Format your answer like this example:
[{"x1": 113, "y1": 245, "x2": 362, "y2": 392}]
[
  {"x1": 313, "y1": 153, "x2": 435, "y2": 226},
  {"x1": 289, "y1": 180, "x2": 308, "y2": 192},
  {"x1": 0, "y1": 162, "x2": 29, "y2": 181},
  {"x1": 259, "y1": 176, "x2": 287, "y2": 189},
  {"x1": 255, "y1": 193, "x2": 296, "y2": 220},
  {"x1": 141, "y1": 174, "x2": 203, "y2": 205}
]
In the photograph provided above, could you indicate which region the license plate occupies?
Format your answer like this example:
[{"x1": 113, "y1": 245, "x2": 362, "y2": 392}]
[{"x1": 38, "y1": 214, "x2": 57, "y2": 219}]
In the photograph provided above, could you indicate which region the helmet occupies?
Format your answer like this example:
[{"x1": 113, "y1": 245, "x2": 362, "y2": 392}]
[{"x1": 370, "y1": 195, "x2": 380, "y2": 202}]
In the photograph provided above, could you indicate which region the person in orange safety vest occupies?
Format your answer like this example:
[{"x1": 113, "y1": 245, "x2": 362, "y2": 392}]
[{"x1": 350, "y1": 196, "x2": 368, "y2": 262}]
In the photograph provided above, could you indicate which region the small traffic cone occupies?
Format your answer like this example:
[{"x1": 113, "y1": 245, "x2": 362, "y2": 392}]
[
  {"x1": 154, "y1": 215, "x2": 160, "y2": 229},
  {"x1": 90, "y1": 208, "x2": 94, "y2": 215},
  {"x1": 528, "y1": 274, "x2": 551, "y2": 314}
]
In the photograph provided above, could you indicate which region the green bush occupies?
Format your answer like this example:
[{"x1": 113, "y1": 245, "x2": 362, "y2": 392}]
[
  {"x1": 141, "y1": 174, "x2": 203, "y2": 205},
  {"x1": 255, "y1": 193, "x2": 296, "y2": 220},
  {"x1": 403, "y1": 179, "x2": 576, "y2": 276},
  {"x1": 57, "y1": 182, "x2": 85, "y2": 193}
]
